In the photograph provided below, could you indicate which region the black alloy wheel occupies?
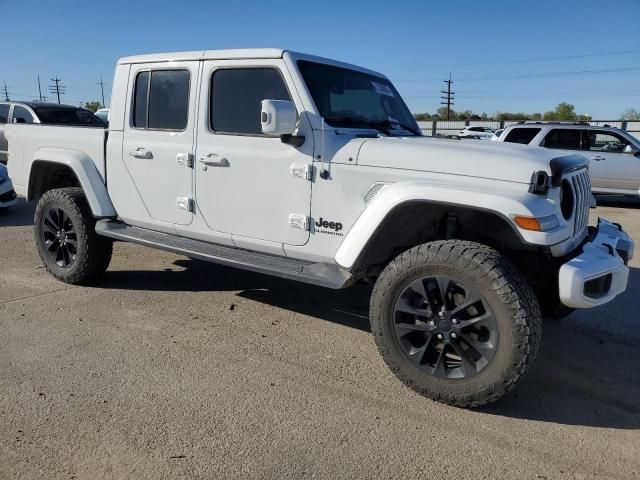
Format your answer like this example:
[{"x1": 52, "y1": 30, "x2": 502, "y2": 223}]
[
  {"x1": 41, "y1": 207, "x2": 78, "y2": 268},
  {"x1": 393, "y1": 275, "x2": 498, "y2": 380}
]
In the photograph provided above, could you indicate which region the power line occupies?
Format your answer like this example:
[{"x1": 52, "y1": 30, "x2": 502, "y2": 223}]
[
  {"x1": 398, "y1": 65, "x2": 640, "y2": 83},
  {"x1": 406, "y1": 92, "x2": 640, "y2": 99},
  {"x1": 440, "y1": 74, "x2": 454, "y2": 120},
  {"x1": 49, "y1": 76, "x2": 66, "y2": 104},
  {"x1": 450, "y1": 49, "x2": 640, "y2": 67}
]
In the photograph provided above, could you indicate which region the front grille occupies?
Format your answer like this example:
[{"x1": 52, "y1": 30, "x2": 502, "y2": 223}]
[{"x1": 569, "y1": 169, "x2": 590, "y2": 236}]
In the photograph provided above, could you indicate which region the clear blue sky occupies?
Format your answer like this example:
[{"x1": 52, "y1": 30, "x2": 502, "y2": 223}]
[{"x1": 3, "y1": 0, "x2": 639, "y2": 118}]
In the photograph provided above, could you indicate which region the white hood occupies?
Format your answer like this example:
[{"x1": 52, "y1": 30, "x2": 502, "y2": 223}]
[{"x1": 357, "y1": 136, "x2": 557, "y2": 184}]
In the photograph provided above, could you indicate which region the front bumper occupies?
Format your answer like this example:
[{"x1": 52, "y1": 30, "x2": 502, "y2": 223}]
[
  {"x1": 559, "y1": 218, "x2": 634, "y2": 308},
  {"x1": 0, "y1": 178, "x2": 17, "y2": 208}
]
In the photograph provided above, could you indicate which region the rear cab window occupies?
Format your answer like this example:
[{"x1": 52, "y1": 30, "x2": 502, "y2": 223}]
[{"x1": 503, "y1": 127, "x2": 541, "y2": 144}]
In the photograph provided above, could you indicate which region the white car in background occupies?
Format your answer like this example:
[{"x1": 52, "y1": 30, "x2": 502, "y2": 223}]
[
  {"x1": 490, "y1": 128, "x2": 504, "y2": 141},
  {"x1": 458, "y1": 126, "x2": 495, "y2": 139},
  {"x1": 0, "y1": 163, "x2": 17, "y2": 210}
]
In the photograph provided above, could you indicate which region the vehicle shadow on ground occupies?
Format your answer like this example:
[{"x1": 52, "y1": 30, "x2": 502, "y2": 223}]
[
  {"x1": 595, "y1": 195, "x2": 640, "y2": 209},
  {"x1": 0, "y1": 197, "x2": 34, "y2": 227},
  {"x1": 99, "y1": 258, "x2": 640, "y2": 430},
  {"x1": 98, "y1": 258, "x2": 373, "y2": 332}
]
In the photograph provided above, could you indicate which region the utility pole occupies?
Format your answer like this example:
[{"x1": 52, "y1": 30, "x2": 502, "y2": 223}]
[
  {"x1": 440, "y1": 73, "x2": 455, "y2": 120},
  {"x1": 2, "y1": 82, "x2": 9, "y2": 101},
  {"x1": 49, "y1": 76, "x2": 66, "y2": 104},
  {"x1": 37, "y1": 75, "x2": 43, "y2": 102},
  {"x1": 97, "y1": 76, "x2": 106, "y2": 107}
]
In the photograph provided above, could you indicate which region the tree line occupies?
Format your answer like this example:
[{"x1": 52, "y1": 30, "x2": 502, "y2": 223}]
[{"x1": 413, "y1": 104, "x2": 640, "y2": 122}]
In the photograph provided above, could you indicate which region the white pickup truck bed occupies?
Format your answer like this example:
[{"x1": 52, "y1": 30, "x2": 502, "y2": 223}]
[{"x1": 6, "y1": 124, "x2": 107, "y2": 197}]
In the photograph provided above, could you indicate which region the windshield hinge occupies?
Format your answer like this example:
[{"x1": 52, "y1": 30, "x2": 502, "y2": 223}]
[
  {"x1": 290, "y1": 163, "x2": 313, "y2": 181},
  {"x1": 176, "y1": 153, "x2": 194, "y2": 168},
  {"x1": 288, "y1": 214, "x2": 309, "y2": 231},
  {"x1": 177, "y1": 197, "x2": 194, "y2": 212}
]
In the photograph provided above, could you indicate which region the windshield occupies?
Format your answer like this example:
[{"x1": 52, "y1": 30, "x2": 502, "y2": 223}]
[
  {"x1": 33, "y1": 106, "x2": 106, "y2": 127},
  {"x1": 298, "y1": 60, "x2": 419, "y2": 135}
]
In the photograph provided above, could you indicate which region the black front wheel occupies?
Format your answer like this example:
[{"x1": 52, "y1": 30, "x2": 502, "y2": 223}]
[
  {"x1": 34, "y1": 188, "x2": 112, "y2": 284},
  {"x1": 370, "y1": 240, "x2": 542, "y2": 408}
]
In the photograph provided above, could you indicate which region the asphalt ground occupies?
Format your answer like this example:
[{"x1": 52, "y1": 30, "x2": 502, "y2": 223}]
[{"x1": 1, "y1": 197, "x2": 639, "y2": 479}]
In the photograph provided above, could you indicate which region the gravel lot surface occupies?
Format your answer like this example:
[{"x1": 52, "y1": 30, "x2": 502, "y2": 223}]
[{"x1": 1, "y1": 197, "x2": 639, "y2": 480}]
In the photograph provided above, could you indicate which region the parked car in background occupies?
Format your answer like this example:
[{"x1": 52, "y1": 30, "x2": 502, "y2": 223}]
[
  {"x1": 95, "y1": 108, "x2": 110, "y2": 124},
  {"x1": 490, "y1": 128, "x2": 504, "y2": 141},
  {"x1": 0, "y1": 102, "x2": 106, "y2": 164},
  {"x1": 458, "y1": 126, "x2": 495, "y2": 139},
  {"x1": 0, "y1": 163, "x2": 17, "y2": 210},
  {"x1": 498, "y1": 121, "x2": 640, "y2": 196}
]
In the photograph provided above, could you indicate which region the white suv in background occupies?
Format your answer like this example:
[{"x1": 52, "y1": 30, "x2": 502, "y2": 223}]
[
  {"x1": 458, "y1": 126, "x2": 495, "y2": 139},
  {"x1": 498, "y1": 121, "x2": 640, "y2": 196}
]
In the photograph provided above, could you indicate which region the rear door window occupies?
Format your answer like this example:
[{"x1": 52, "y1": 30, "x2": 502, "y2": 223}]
[
  {"x1": 543, "y1": 129, "x2": 581, "y2": 150},
  {"x1": 503, "y1": 127, "x2": 541, "y2": 144},
  {"x1": 132, "y1": 70, "x2": 190, "y2": 130}
]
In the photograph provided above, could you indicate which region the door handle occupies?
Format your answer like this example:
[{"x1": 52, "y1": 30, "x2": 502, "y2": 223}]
[
  {"x1": 591, "y1": 155, "x2": 606, "y2": 161},
  {"x1": 129, "y1": 147, "x2": 153, "y2": 159},
  {"x1": 199, "y1": 153, "x2": 229, "y2": 168}
]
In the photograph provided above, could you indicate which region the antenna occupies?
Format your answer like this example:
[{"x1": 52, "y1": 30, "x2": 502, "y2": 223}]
[{"x1": 2, "y1": 82, "x2": 9, "y2": 101}]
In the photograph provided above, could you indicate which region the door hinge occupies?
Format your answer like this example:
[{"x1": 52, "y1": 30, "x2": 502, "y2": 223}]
[
  {"x1": 177, "y1": 197, "x2": 194, "y2": 212},
  {"x1": 288, "y1": 213, "x2": 309, "y2": 231},
  {"x1": 290, "y1": 163, "x2": 313, "y2": 181},
  {"x1": 176, "y1": 153, "x2": 194, "y2": 168}
]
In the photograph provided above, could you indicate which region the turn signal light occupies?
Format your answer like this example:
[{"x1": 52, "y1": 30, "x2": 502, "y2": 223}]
[
  {"x1": 513, "y1": 214, "x2": 559, "y2": 232},
  {"x1": 514, "y1": 216, "x2": 541, "y2": 231}
]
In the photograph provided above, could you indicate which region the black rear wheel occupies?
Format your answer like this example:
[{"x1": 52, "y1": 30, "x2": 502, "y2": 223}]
[{"x1": 34, "y1": 188, "x2": 112, "y2": 284}]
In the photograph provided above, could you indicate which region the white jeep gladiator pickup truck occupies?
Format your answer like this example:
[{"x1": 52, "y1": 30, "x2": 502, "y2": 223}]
[{"x1": 6, "y1": 49, "x2": 634, "y2": 407}]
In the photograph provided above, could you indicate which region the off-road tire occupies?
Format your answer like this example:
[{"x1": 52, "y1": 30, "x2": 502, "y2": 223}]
[
  {"x1": 34, "y1": 187, "x2": 112, "y2": 284},
  {"x1": 370, "y1": 240, "x2": 542, "y2": 408}
]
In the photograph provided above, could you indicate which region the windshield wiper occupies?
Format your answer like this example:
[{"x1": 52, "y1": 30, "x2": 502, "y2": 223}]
[
  {"x1": 324, "y1": 116, "x2": 390, "y2": 136},
  {"x1": 376, "y1": 119, "x2": 421, "y2": 136}
]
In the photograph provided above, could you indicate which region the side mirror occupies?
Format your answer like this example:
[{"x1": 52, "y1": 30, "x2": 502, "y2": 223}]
[
  {"x1": 260, "y1": 99, "x2": 297, "y2": 136},
  {"x1": 623, "y1": 145, "x2": 639, "y2": 155}
]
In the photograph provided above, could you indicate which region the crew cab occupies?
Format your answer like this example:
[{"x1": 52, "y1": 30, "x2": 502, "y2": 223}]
[{"x1": 5, "y1": 49, "x2": 634, "y2": 407}]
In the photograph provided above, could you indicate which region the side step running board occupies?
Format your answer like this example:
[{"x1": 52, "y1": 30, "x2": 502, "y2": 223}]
[{"x1": 95, "y1": 220, "x2": 351, "y2": 289}]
